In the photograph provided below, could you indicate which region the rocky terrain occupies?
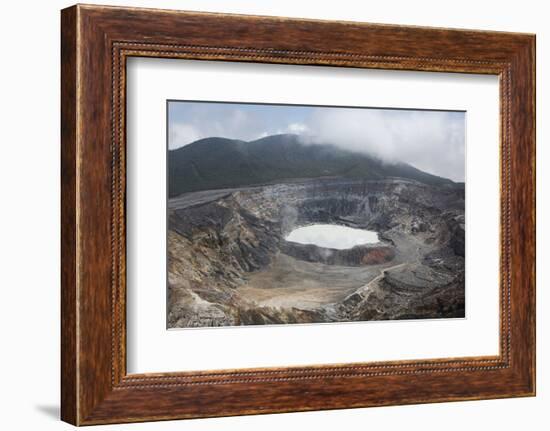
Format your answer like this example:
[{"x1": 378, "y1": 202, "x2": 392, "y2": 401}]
[{"x1": 167, "y1": 176, "x2": 465, "y2": 328}]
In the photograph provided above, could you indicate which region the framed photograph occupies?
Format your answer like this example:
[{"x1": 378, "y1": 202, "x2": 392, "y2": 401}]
[{"x1": 61, "y1": 4, "x2": 536, "y2": 425}]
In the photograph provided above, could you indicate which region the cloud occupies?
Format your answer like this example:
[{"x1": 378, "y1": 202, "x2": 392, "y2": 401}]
[
  {"x1": 168, "y1": 103, "x2": 286, "y2": 149},
  {"x1": 287, "y1": 123, "x2": 309, "y2": 134},
  {"x1": 301, "y1": 108, "x2": 465, "y2": 181},
  {"x1": 169, "y1": 123, "x2": 204, "y2": 149}
]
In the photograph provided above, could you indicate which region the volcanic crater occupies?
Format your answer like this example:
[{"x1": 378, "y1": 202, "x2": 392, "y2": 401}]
[{"x1": 168, "y1": 175, "x2": 465, "y2": 328}]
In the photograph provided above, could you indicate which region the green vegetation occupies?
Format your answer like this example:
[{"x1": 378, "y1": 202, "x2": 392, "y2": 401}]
[{"x1": 168, "y1": 134, "x2": 454, "y2": 197}]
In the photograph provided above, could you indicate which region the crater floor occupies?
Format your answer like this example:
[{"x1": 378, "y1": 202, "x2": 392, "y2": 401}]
[{"x1": 239, "y1": 253, "x2": 385, "y2": 310}]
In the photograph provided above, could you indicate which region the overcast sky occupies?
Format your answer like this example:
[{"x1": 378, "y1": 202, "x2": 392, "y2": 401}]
[{"x1": 168, "y1": 101, "x2": 465, "y2": 182}]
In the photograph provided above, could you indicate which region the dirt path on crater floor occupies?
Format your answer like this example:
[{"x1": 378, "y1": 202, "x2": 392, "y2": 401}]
[
  {"x1": 236, "y1": 231, "x2": 432, "y2": 311},
  {"x1": 237, "y1": 253, "x2": 395, "y2": 310}
]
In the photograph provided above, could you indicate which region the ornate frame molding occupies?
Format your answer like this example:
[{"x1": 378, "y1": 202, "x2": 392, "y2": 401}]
[{"x1": 61, "y1": 5, "x2": 535, "y2": 425}]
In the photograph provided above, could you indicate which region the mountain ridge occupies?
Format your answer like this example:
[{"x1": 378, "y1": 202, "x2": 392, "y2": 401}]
[{"x1": 168, "y1": 133, "x2": 456, "y2": 197}]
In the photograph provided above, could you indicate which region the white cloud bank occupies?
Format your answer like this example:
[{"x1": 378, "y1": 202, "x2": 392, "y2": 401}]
[{"x1": 300, "y1": 109, "x2": 465, "y2": 181}]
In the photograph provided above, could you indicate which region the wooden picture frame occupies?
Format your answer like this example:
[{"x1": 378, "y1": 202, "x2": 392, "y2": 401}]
[{"x1": 61, "y1": 4, "x2": 535, "y2": 425}]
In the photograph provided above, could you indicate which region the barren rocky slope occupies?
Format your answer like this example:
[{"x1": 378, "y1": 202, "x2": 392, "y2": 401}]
[{"x1": 168, "y1": 177, "x2": 465, "y2": 328}]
